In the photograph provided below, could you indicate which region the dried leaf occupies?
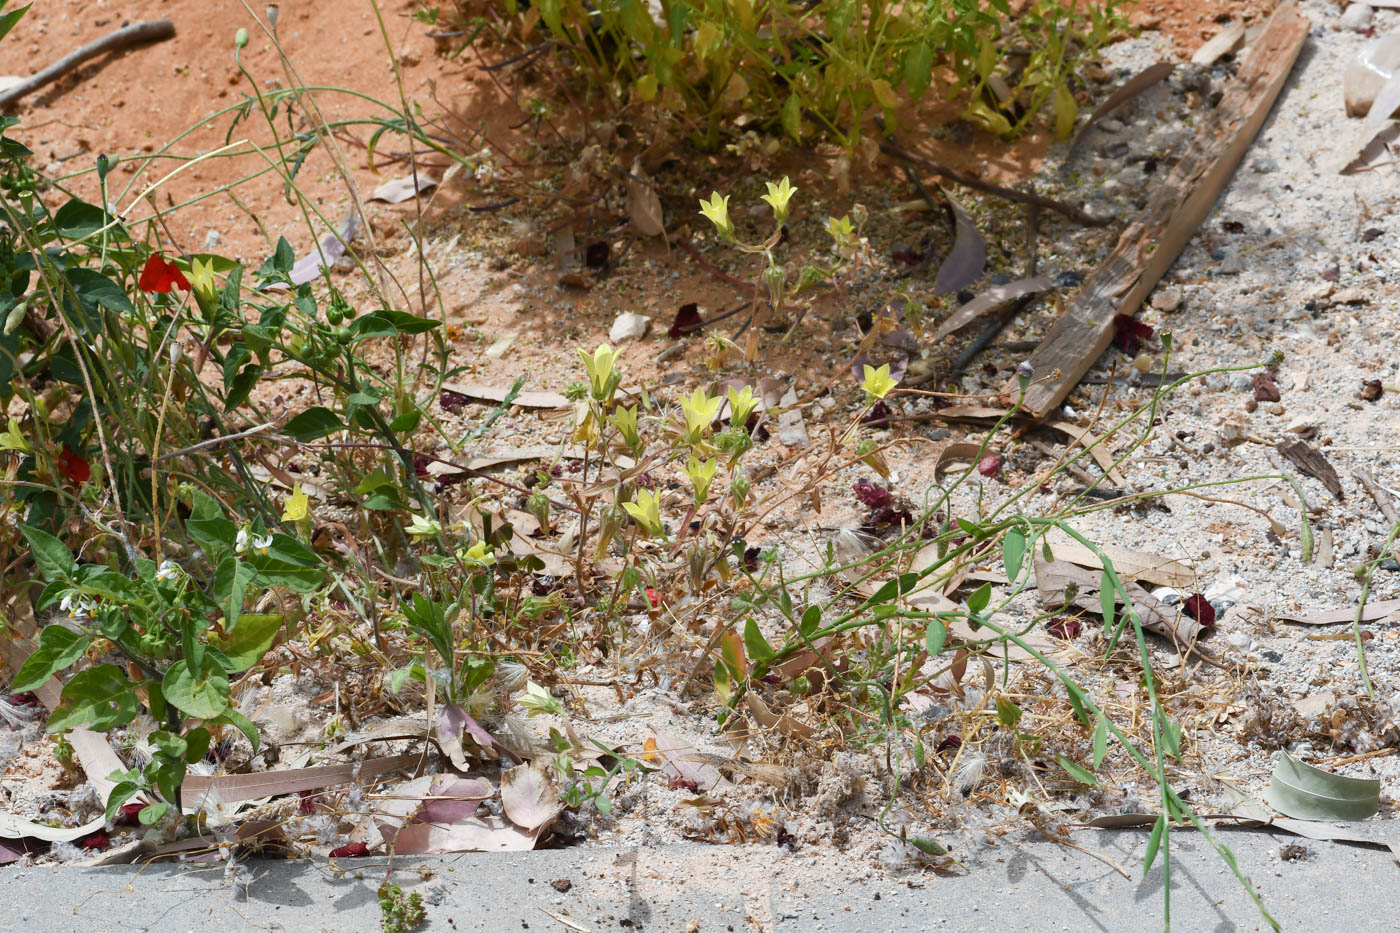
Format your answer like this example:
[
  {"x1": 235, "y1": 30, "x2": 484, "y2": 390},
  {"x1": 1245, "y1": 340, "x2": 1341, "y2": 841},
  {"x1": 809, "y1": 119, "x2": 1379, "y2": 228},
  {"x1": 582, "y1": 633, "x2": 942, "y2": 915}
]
[
  {"x1": 1033, "y1": 553, "x2": 1206, "y2": 645},
  {"x1": 439, "y1": 382, "x2": 569, "y2": 409},
  {"x1": 1265, "y1": 751, "x2": 1380, "y2": 821},
  {"x1": 285, "y1": 211, "x2": 360, "y2": 287},
  {"x1": 743, "y1": 691, "x2": 817, "y2": 740},
  {"x1": 626, "y1": 158, "x2": 665, "y2": 237},
  {"x1": 649, "y1": 732, "x2": 722, "y2": 792},
  {"x1": 384, "y1": 813, "x2": 539, "y2": 855},
  {"x1": 934, "y1": 442, "x2": 985, "y2": 480},
  {"x1": 1344, "y1": 69, "x2": 1400, "y2": 173},
  {"x1": 932, "y1": 187, "x2": 986, "y2": 295},
  {"x1": 1191, "y1": 22, "x2": 1246, "y2": 66},
  {"x1": 183, "y1": 755, "x2": 421, "y2": 808},
  {"x1": 370, "y1": 174, "x2": 439, "y2": 203},
  {"x1": 1277, "y1": 440, "x2": 1344, "y2": 500},
  {"x1": 500, "y1": 764, "x2": 563, "y2": 833},
  {"x1": 1069, "y1": 62, "x2": 1175, "y2": 155},
  {"x1": 0, "y1": 813, "x2": 106, "y2": 843},
  {"x1": 1253, "y1": 371, "x2": 1281, "y2": 402},
  {"x1": 1278, "y1": 599, "x2": 1400, "y2": 626},
  {"x1": 933, "y1": 276, "x2": 1052, "y2": 340}
]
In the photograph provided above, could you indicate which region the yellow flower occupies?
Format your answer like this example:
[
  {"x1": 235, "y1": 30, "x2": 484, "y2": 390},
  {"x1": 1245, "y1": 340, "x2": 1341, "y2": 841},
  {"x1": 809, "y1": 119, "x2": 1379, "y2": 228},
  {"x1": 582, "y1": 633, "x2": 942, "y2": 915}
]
[
  {"x1": 760, "y1": 176, "x2": 797, "y2": 223},
  {"x1": 462, "y1": 540, "x2": 496, "y2": 566},
  {"x1": 189, "y1": 257, "x2": 218, "y2": 303},
  {"x1": 685, "y1": 455, "x2": 717, "y2": 505},
  {"x1": 577, "y1": 343, "x2": 619, "y2": 402},
  {"x1": 608, "y1": 404, "x2": 641, "y2": 449},
  {"x1": 0, "y1": 416, "x2": 30, "y2": 453},
  {"x1": 726, "y1": 385, "x2": 758, "y2": 429},
  {"x1": 861, "y1": 363, "x2": 898, "y2": 403},
  {"x1": 406, "y1": 513, "x2": 442, "y2": 541},
  {"x1": 281, "y1": 483, "x2": 310, "y2": 522},
  {"x1": 679, "y1": 387, "x2": 722, "y2": 446},
  {"x1": 697, "y1": 192, "x2": 733, "y2": 237},
  {"x1": 621, "y1": 488, "x2": 664, "y2": 536}
]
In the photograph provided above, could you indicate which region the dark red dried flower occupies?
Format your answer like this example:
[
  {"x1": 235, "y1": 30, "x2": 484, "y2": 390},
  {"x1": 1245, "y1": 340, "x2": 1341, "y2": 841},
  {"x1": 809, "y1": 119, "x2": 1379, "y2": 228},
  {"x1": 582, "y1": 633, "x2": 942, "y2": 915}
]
[
  {"x1": 667, "y1": 777, "x2": 700, "y2": 792},
  {"x1": 5, "y1": 692, "x2": 37, "y2": 707},
  {"x1": 297, "y1": 791, "x2": 320, "y2": 815},
  {"x1": 892, "y1": 248, "x2": 924, "y2": 266},
  {"x1": 1046, "y1": 616, "x2": 1081, "y2": 639},
  {"x1": 977, "y1": 454, "x2": 1002, "y2": 478},
  {"x1": 329, "y1": 842, "x2": 370, "y2": 858},
  {"x1": 1182, "y1": 594, "x2": 1216, "y2": 627},
  {"x1": 852, "y1": 479, "x2": 894, "y2": 509},
  {"x1": 935, "y1": 735, "x2": 963, "y2": 754},
  {"x1": 1112, "y1": 314, "x2": 1154, "y2": 354},
  {"x1": 1221, "y1": 220, "x2": 1245, "y2": 234},
  {"x1": 114, "y1": 803, "x2": 144, "y2": 827},
  {"x1": 584, "y1": 241, "x2": 610, "y2": 269},
  {"x1": 1252, "y1": 372, "x2": 1281, "y2": 402},
  {"x1": 861, "y1": 401, "x2": 891, "y2": 425},
  {"x1": 78, "y1": 831, "x2": 110, "y2": 850},
  {"x1": 439, "y1": 390, "x2": 471, "y2": 413},
  {"x1": 668, "y1": 302, "x2": 704, "y2": 339},
  {"x1": 775, "y1": 825, "x2": 798, "y2": 849},
  {"x1": 743, "y1": 546, "x2": 761, "y2": 572}
]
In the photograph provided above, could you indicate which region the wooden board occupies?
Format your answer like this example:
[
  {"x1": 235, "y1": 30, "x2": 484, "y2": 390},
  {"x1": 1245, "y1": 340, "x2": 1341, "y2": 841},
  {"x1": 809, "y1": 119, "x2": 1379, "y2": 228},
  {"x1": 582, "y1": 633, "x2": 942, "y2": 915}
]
[{"x1": 1009, "y1": 3, "x2": 1310, "y2": 419}]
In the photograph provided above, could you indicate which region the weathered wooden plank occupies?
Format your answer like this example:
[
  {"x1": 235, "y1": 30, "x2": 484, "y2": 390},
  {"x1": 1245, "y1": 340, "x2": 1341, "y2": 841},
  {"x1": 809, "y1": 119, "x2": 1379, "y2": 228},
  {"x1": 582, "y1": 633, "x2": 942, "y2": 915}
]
[{"x1": 1011, "y1": 3, "x2": 1310, "y2": 419}]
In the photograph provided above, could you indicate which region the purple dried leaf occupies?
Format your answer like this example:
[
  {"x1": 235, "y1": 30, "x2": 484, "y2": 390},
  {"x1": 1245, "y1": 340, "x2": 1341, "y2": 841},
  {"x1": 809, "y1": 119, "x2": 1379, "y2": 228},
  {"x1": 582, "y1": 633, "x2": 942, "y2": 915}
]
[
  {"x1": 932, "y1": 187, "x2": 987, "y2": 295},
  {"x1": 1182, "y1": 594, "x2": 1216, "y2": 627},
  {"x1": 440, "y1": 390, "x2": 471, "y2": 413},
  {"x1": 1112, "y1": 314, "x2": 1154, "y2": 354},
  {"x1": 1045, "y1": 616, "x2": 1081, "y2": 639},
  {"x1": 977, "y1": 454, "x2": 1002, "y2": 478}
]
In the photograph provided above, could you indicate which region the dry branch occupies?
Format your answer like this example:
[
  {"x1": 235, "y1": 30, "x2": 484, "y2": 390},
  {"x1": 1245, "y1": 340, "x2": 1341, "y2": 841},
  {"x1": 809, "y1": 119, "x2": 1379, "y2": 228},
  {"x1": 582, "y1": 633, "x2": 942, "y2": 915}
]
[
  {"x1": 1008, "y1": 3, "x2": 1310, "y2": 419},
  {"x1": 0, "y1": 19, "x2": 176, "y2": 110}
]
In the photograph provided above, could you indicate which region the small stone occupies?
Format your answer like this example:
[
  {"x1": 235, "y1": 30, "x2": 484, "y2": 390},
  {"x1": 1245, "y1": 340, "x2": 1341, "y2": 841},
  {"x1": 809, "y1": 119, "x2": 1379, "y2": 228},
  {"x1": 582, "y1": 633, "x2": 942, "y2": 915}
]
[
  {"x1": 1229, "y1": 372, "x2": 1253, "y2": 392},
  {"x1": 1097, "y1": 118, "x2": 1124, "y2": 134},
  {"x1": 1251, "y1": 155, "x2": 1279, "y2": 174},
  {"x1": 1099, "y1": 140, "x2": 1130, "y2": 159},
  {"x1": 1215, "y1": 248, "x2": 1241, "y2": 275},
  {"x1": 1339, "y1": 3, "x2": 1373, "y2": 30},
  {"x1": 609, "y1": 312, "x2": 650, "y2": 342},
  {"x1": 1150, "y1": 287, "x2": 1182, "y2": 312},
  {"x1": 1227, "y1": 631, "x2": 1250, "y2": 650},
  {"x1": 203, "y1": 229, "x2": 222, "y2": 249},
  {"x1": 1054, "y1": 270, "x2": 1083, "y2": 288},
  {"x1": 1267, "y1": 403, "x2": 1286, "y2": 416},
  {"x1": 1332, "y1": 287, "x2": 1368, "y2": 305},
  {"x1": 551, "y1": 879, "x2": 573, "y2": 893},
  {"x1": 1261, "y1": 650, "x2": 1283, "y2": 663}
]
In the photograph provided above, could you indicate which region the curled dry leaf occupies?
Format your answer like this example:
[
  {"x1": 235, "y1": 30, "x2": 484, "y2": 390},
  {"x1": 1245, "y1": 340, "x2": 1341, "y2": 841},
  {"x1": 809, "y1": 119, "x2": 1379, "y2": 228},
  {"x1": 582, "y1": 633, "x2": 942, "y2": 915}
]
[
  {"x1": 932, "y1": 187, "x2": 986, "y2": 295},
  {"x1": 1068, "y1": 62, "x2": 1176, "y2": 155},
  {"x1": 646, "y1": 733, "x2": 722, "y2": 792},
  {"x1": 369, "y1": 174, "x2": 439, "y2": 204},
  {"x1": 384, "y1": 813, "x2": 540, "y2": 855},
  {"x1": 500, "y1": 763, "x2": 563, "y2": 833},
  {"x1": 626, "y1": 157, "x2": 665, "y2": 237},
  {"x1": 933, "y1": 276, "x2": 1052, "y2": 340}
]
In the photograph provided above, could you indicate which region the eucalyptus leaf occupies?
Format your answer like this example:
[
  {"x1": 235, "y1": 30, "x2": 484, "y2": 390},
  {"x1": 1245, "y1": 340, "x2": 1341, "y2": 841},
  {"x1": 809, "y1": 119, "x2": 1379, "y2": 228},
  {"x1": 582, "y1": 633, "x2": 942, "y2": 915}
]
[{"x1": 1265, "y1": 751, "x2": 1379, "y2": 821}]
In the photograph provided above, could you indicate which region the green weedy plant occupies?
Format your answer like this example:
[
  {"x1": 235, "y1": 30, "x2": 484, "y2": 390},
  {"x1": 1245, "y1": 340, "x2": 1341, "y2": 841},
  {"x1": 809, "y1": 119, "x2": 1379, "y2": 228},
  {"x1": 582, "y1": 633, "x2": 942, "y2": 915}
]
[
  {"x1": 490, "y1": 0, "x2": 1127, "y2": 149},
  {"x1": 11, "y1": 494, "x2": 323, "y2": 824},
  {"x1": 377, "y1": 883, "x2": 427, "y2": 933}
]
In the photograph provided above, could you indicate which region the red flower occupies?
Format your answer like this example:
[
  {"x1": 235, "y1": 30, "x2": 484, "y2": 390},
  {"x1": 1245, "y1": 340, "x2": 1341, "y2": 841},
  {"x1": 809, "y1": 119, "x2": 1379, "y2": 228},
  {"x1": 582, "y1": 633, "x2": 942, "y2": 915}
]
[
  {"x1": 139, "y1": 254, "x2": 191, "y2": 293},
  {"x1": 114, "y1": 803, "x2": 144, "y2": 827},
  {"x1": 1182, "y1": 594, "x2": 1216, "y2": 628},
  {"x1": 645, "y1": 587, "x2": 661, "y2": 610},
  {"x1": 329, "y1": 842, "x2": 370, "y2": 858},
  {"x1": 58, "y1": 445, "x2": 90, "y2": 484}
]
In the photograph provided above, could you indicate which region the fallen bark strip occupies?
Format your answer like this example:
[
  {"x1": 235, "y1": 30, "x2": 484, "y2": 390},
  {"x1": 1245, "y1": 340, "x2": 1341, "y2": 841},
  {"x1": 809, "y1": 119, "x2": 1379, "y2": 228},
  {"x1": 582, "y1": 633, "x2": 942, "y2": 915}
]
[
  {"x1": 1007, "y1": 3, "x2": 1310, "y2": 420},
  {"x1": 0, "y1": 19, "x2": 176, "y2": 110}
]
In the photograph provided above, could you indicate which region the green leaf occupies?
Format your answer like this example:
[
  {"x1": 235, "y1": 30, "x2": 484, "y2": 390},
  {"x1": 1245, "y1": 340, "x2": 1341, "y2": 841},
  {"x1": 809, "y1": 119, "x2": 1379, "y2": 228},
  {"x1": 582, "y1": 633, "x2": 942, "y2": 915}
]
[
  {"x1": 183, "y1": 727, "x2": 212, "y2": 762},
  {"x1": 1001, "y1": 529, "x2": 1026, "y2": 582},
  {"x1": 781, "y1": 94, "x2": 803, "y2": 143},
  {"x1": 743, "y1": 618, "x2": 774, "y2": 662},
  {"x1": 216, "y1": 613, "x2": 283, "y2": 672},
  {"x1": 272, "y1": 236, "x2": 295, "y2": 274},
  {"x1": 799, "y1": 604, "x2": 821, "y2": 637},
  {"x1": 389, "y1": 410, "x2": 421, "y2": 434},
  {"x1": 1161, "y1": 715, "x2": 1182, "y2": 760},
  {"x1": 966, "y1": 581, "x2": 991, "y2": 614},
  {"x1": 861, "y1": 572, "x2": 918, "y2": 609},
  {"x1": 20, "y1": 524, "x2": 77, "y2": 582},
  {"x1": 53, "y1": 197, "x2": 116, "y2": 241},
  {"x1": 48, "y1": 664, "x2": 139, "y2": 733},
  {"x1": 66, "y1": 268, "x2": 134, "y2": 313},
  {"x1": 908, "y1": 836, "x2": 946, "y2": 856},
  {"x1": 903, "y1": 41, "x2": 935, "y2": 99},
  {"x1": 139, "y1": 802, "x2": 170, "y2": 825},
  {"x1": 212, "y1": 555, "x2": 254, "y2": 628},
  {"x1": 12, "y1": 626, "x2": 90, "y2": 692},
  {"x1": 1056, "y1": 754, "x2": 1097, "y2": 786},
  {"x1": 162, "y1": 658, "x2": 231, "y2": 720},
  {"x1": 1099, "y1": 569, "x2": 1115, "y2": 629},
  {"x1": 925, "y1": 618, "x2": 946, "y2": 656},
  {"x1": 1092, "y1": 715, "x2": 1108, "y2": 770},
  {"x1": 1063, "y1": 680, "x2": 1091, "y2": 726},
  {"x1": 995, "y1": 696, "x2": 1022, "y2": 729},
  {"x1": 1143, "y1": 813, "x2": 1166, "y2": 875},
  {"x1": 1265, "y1": 750, "x2": 1380, "y2": 821},
  {"x1": 104, "y1": 781, "x2": 141, "y2": 821},
  {"x1": 210, "y1": 707, "x2": 260, "y2": 753},
  {"x1": 0, "y1": 2, "x2": 32, "y2": 45},
  {"x1": 284, "y1": 406, "x2": 344, "y2": 441}
]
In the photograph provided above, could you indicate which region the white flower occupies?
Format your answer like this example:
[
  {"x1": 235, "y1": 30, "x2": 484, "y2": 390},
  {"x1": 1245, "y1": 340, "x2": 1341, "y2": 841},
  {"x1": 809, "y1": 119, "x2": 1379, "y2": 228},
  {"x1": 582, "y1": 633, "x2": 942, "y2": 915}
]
[
  {"x1": 235, "y1": 528, "x2": 273, "y2": 555},
  {"x1": 406, "y1": 513, "x2": 442, "y2": 541},
  {"x1": 155, "y1": 560, "x2": 183, "y2": 582},
  {"x1": 59, "y1": 592, "x2": 97, "y2": 620}
]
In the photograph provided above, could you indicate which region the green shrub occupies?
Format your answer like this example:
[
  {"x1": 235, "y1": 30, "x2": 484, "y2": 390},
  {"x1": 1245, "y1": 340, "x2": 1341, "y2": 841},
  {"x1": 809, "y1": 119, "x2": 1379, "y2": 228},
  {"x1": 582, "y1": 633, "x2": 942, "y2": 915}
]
[{"x1": 500, "y1": 0, "x2": 1127, "y2": 149}]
